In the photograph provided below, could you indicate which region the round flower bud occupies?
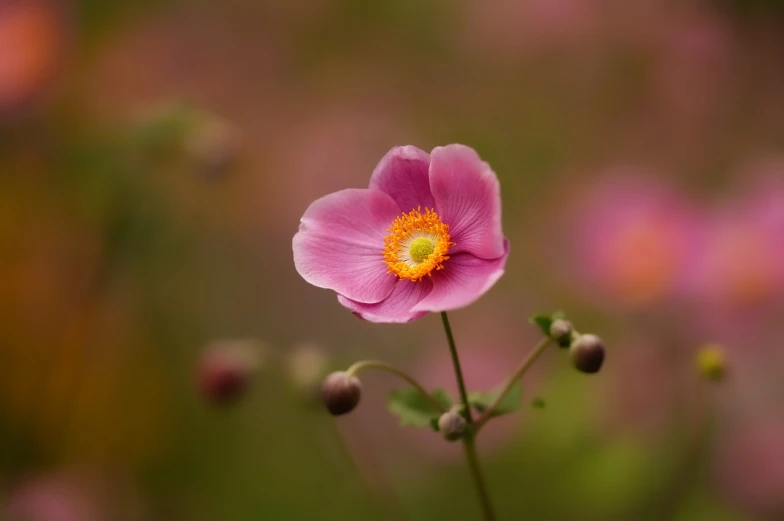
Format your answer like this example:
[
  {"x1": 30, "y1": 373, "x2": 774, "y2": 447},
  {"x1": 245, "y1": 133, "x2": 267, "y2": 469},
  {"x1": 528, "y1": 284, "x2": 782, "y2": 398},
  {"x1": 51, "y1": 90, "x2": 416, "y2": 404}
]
[
  {"x1": 197, "y1": 340, "x2": 262, "y2": 406},
  {"x1": 695, "y1": 345, "x2": 727, "y2": 382},
  {"x1": 570, "y1": 334, "x2": 605, "y2": 374},
  {"x1": 321, "y1": 372, "x2": 361, "y2": 416},
  {"x1": 549, "y1": 319, "x2": 574, "y2": 347},
  {"x1": 437, "y1": 410, "x2": 467, "y2": 442}
]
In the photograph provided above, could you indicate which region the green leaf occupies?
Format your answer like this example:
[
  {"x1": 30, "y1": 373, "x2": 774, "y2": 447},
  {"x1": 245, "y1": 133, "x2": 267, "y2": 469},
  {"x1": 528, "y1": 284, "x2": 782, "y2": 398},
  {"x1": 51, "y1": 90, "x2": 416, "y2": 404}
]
[
  {"x1": 469, "y1": 382, "x2": 523, "y2": 419},
  {"x1": 528, "y1": 310, "x2": 565, "y2": 337},
  {"x1": 531, "y1": 397, "x2": 546, "y2": 409},
  {"x1": 387, "y1": 388, "x2": 452, "y2": 428}
]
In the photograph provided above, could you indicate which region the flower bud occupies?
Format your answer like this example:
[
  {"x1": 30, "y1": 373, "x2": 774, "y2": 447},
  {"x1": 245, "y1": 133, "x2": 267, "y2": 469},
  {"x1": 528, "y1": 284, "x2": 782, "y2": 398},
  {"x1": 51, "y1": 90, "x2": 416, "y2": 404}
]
[
  {"x1": 197, "y1": 340, "x2": 262, "y2": 406},
  {"x1": 321, "y1": 372, "x2": 361, "y2": 416},
  {"x1": 695, "y1": 345, "x2": 727, "y2": 382},
  {"x1": 570, "y1": 334, "x2": 605, "y2": 374},
  {"x1": 549, "y1": 319, "x2": 574, "y2": 347},
  {"x1": 437, "y1": 410, "x2": 467, "y2": 442}
]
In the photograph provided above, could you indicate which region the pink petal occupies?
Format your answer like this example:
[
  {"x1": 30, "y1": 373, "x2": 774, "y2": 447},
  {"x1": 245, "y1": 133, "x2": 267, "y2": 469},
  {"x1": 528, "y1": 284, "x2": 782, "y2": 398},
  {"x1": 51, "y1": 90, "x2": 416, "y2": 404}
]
[
  {"x1": 429, "y1": 145, "x2": 506, "y2": 259},
  {"x1": 293, "y1": 188, "x2": 399, "y2": 303},
  {"x1": 369, "y1": 145, "x2": 435, "y2": 213},
  {"x1": 412, "y1": 240, "x2": 510, "y2": 313},
  {"x1": 337, "y1": 278, "x2": 433, "y2": 323}
]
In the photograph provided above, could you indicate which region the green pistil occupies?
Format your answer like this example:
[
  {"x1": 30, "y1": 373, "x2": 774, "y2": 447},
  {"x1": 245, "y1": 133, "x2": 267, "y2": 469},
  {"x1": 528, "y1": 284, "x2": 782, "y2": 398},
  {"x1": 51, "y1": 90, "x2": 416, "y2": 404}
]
[{"x1": 409, "y1": 237, "x2": 435, "y2": 263}]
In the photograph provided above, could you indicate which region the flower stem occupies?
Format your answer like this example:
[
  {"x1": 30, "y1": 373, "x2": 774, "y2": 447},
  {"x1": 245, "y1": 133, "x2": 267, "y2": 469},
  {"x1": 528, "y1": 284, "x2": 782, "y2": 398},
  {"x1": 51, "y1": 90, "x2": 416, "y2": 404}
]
[
  {"x1": 463, "y1": 435, "x2": 497, "y2": 521},
  {"x1": 346, "y1": 360, "x2": 445, "y2": 412},
  {"x1": 440, "y1": 312, "x2": 473, "y2": 423},
  {"x1": 475, "y1": 336, "x2": 552, "y2": 432},
  {"x1": 440, "y1": 312, "x2": 496, "y2": 521}
]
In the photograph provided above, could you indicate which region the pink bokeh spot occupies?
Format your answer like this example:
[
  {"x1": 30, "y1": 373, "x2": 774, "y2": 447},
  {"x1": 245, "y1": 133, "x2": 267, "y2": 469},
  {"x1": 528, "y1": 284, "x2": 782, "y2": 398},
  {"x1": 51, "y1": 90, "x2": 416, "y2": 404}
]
[{"x1": 293, "y1": 144, "x2": 509, "y2": 323}]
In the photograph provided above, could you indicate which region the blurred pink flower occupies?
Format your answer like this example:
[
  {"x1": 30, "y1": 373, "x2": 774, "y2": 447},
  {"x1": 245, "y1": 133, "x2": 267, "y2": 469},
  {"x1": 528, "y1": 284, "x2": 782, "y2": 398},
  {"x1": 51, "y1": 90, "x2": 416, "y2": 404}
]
[
  {"x1": 561, "y1": 173, "x2": 703, "y2": 309},
  {"x1": 714, "y1": 417, "x2": 784, "y2": 518},
  {"x1": 293, "y1": 145, "x2": 509, "y2": 323}
]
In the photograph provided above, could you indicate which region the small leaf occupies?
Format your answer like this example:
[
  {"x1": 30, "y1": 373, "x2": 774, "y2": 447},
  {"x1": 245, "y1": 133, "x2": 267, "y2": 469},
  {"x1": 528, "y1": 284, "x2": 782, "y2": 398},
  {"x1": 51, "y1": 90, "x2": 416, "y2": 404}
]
[
  {"x1": 469, "y1": 382, "x2": 523, "y2": 419},
  {"x1": 528, "y1": 310, "x2": 565, "y2": 337},
  {"x1": 387, "y1": 388, "x2": 452, "y2": 428},
  {"x1": 531, "y1": 397, "x2": 546, "y2": 409}
]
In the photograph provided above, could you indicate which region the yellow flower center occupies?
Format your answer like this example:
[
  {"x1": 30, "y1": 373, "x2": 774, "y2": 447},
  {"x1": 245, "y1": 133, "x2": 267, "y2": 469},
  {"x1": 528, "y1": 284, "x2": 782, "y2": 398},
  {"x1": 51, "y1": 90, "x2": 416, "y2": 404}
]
[
  {"x1": 408, "y1": 237, "x2": 435, "y2": 263},
  {"x1": 383, "y1": 207, "x2": 454, "y2": 281}
]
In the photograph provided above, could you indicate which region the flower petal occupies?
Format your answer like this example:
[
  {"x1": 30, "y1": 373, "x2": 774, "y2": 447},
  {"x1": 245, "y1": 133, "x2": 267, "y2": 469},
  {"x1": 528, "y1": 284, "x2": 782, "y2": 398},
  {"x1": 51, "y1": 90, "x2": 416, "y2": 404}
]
[
  {"x1": 293, "y1": 188, "x2": 399, "y2": 303},
  {"x1": 429, "y1": 144, "x2": 505, "y2": 259},
  {"x1": 337, "y1": 278, "x2": 433, "y2": 323},
  {"x1": 369, "y1": 145, "x2": 435, "y2": 213},
  {"x1": 411, "y1": 240, "x2": 510, "y2": 313}
]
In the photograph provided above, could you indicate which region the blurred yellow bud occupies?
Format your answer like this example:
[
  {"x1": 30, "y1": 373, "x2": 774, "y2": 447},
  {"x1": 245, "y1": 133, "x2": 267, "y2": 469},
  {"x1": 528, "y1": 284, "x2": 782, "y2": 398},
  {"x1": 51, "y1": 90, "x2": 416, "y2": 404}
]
[{"x1": 695, "y1": 345, "x2": 727, "y2": 382}]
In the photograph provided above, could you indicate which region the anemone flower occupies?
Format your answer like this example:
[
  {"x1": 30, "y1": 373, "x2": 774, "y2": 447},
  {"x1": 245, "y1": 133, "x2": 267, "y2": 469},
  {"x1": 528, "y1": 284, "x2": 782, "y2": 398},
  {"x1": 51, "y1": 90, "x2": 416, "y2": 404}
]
[{"x1": 293, "y1": 144, "x2": 509, "y2": 323}]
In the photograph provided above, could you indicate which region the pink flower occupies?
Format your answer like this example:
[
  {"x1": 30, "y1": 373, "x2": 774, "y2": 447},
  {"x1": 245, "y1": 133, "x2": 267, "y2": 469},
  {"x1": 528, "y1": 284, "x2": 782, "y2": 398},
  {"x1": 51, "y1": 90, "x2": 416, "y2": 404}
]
[{"x1": 293, "y1": 145, "x2": 509, "y2": 323}]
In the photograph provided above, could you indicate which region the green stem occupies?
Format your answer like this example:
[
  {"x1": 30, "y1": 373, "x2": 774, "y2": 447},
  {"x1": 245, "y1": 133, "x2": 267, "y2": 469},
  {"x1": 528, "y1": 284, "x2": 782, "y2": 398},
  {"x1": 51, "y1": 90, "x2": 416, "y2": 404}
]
[
  {"x1": 463, "y1": 436, "x2": 497, "y2": 521},
  {"x1": 475, "y1": 337, "x2": 551, "y2": 431},
  {"x1": 346, "y1": 360, "x2": 445, "y2": 413},
  {"x1": 440, "y1": 312, "x2": 473, "y2": 423},
  {"x1": 440, "y1": 312, "x2": 496, "y2": 521}
]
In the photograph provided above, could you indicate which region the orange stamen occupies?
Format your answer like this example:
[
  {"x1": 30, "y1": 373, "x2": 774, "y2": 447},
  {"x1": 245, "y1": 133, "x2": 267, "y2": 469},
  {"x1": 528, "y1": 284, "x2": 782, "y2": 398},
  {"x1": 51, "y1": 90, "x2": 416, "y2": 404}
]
[{"x1": 383, "y1": 207, "x2": 454, "y2": 281}]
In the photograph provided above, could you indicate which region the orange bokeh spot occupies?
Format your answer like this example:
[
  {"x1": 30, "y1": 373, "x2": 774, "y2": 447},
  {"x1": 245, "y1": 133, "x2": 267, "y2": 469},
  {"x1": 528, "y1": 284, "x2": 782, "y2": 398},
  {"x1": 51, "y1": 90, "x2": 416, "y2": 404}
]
[
  {"x1": 0, "y1": 1, "x2": 62, "y2": 108},
  {"x1": 604, "y1": 218, "x2": 679, "y2": 305}
]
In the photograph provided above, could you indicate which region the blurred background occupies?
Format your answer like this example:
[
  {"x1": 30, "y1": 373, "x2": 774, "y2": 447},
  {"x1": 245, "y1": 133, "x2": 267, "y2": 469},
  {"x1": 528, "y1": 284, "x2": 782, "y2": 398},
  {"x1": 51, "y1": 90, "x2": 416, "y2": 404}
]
[{"x1": 1, "y1": 0, "x2": 784, "y2": 519}]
